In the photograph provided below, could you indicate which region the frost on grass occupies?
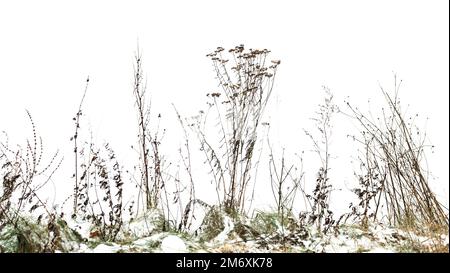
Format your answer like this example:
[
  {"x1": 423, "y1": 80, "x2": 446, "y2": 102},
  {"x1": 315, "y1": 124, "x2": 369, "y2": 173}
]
[
  {"x1": 161, "y1": 235, "x2": 187, "y2": 253},
  {"x1": 1, "y1": 46, "x2": 448, "y2": 253}
]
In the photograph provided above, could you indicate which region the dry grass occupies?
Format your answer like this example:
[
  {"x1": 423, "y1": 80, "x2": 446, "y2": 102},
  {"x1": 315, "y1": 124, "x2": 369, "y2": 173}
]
[{"x1": 345, "y1": 76, "x2": 448, "y2": 234}]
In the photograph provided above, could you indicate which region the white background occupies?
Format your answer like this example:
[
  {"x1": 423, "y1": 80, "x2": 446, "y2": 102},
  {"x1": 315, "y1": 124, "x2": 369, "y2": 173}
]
[{"x1": 0, "y1": 0, "x2": 448, "y2": 214}]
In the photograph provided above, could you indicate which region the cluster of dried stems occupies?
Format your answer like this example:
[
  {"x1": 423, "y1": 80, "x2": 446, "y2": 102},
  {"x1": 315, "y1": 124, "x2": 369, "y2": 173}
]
[
  {"x1": 72, "y1": 78, "x2": 89, "y2": 215},
  {"x1": 345, "y1": 77, "x2": 448, "y2": 233}
]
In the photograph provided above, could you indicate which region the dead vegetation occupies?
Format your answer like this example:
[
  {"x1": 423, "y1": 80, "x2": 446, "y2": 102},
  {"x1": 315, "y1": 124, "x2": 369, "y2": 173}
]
[
  {"x1": 0, "y1": 46, "x2": 447, "y2": 253},
  {"x1": 344, "y1": 76, "x2": 448, "y2": 235}
]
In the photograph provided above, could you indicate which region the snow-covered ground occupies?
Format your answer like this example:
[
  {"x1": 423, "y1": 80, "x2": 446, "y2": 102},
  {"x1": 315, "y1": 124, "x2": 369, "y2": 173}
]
[{"x1": 61, "y1": 224, "x2": 447, "y2": 253}]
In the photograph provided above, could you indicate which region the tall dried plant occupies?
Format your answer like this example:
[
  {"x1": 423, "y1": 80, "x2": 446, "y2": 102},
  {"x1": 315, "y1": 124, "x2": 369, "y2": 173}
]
[{"x1": 193, "y1": 45, "x2": 280, "y2": 216}]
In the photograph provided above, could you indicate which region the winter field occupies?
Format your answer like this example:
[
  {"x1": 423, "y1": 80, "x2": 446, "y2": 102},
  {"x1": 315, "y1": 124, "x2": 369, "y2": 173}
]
[{"x1": 0, "y1": 1, "x2": 448, "y2": 253}]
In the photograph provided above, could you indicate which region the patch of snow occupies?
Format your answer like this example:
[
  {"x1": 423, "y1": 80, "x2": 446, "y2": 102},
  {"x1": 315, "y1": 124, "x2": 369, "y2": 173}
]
[
  {"x1": 301, "y1": 224, "x2": 412, "y2": 253},
  {"x1": 60, "y1": 240, "x2": 82, "y2": 252},
  {"x1": 367, "y1": 247, "x2": 394, "y2": 253},
  {"x1": 302, "y1": 239, "x2": 311, "y2": 249},
  {"x1": 161, "y1": 235, "x2": 187, "y2": 253}
]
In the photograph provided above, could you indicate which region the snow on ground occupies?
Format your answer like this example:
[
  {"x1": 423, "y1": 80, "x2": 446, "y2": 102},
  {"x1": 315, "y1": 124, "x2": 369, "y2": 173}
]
[
  {"x1": 92, "y1": 243, "x2": 122, "y2": 253},
  {"x1": 66, "y1": 217, "x2": 92, "y2": 240},
  {"x1": 202, "y1": 222, "x2": 448, "y2": 253},
  {"x1": 1, "y1": 210, "x2": 447, "y2": 253},
  {"x1": 125, "y1": 209, "x2": 163, "y2": 239}
]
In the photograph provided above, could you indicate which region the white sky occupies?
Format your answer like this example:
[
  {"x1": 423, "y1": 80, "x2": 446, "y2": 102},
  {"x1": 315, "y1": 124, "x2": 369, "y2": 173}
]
[{"x1": 0, "y1": 0, "x2": 448, "y2": 215}]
